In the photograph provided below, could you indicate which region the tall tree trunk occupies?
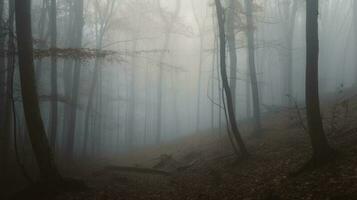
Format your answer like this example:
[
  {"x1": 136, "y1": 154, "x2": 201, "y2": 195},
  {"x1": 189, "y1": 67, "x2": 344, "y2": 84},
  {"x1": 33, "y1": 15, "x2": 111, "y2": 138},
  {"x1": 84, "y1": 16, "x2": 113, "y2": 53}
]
[
  {"x1": 65, "y1": 0, "x2": 84, "y2": 161},
  {"x1": 191, "y1": 1, "x2": 203, "y2": 133},
  {"x1": 156, "y1": 0, "x2": 180, "y2": 144},
  {"x1": 156, "y1": 38, "x2": 165, "y2": 144},
  {"x1": 127, "y1": 38, "x2": 137, "y2": 148},
  {"x1": 354, "y1": 0, "x2": 357, "y2": 85},
  {"x1": 61, "y1": 1, "x2": 75, "y2": 157},
  {"x1": 2, "y1": 0, "x2": 15, "y2": 183},
  {"x1": 83, "y1": 33, "x2": 104, "y2": 155},
  {"x1": 83, "y1": 54, "x2": 100, "y2": 155},
  {"x1": 244, "y1": 0, "x2": 262, "y2": 134},
  {"x1": 35, "y1": 0, "x2": 49, "y2": 81},
  {"x1": 0, "y1": 0, "x2": 7, "y2": 184},
  {"x1": 283, "y1": 0, "x2": 298, "y2": 103},
  {"x1": 15, "y1": 0, "x2": 61, "y2": 181},
  {"x1": 305, "y1": 0, "x2": 333, "y2": 163},
  {"x1": 0, "y1": 0, "x2": 5, "y2": 132},
  {"x1": 195, "y1": 36, "x2": 203, "y2": 133},
  {"x1": 215, "y1": 0, "x2": 248, "y2": 157},
  {"x1": 49, "y1": 0, "x2": 58, "y2": 149},
  {"x1": 227, "y1": 0, "x2": 238, "y2": 111}
]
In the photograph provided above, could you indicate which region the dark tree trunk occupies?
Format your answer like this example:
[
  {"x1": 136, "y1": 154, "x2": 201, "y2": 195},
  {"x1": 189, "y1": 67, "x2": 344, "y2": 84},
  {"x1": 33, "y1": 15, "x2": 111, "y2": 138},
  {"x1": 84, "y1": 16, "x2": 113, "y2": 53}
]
[
  {"x1": 305, "y1": 0, "x2": 333, "y2": 163},
  {"x1": 0, "y1": 0, "x2": 7, "y2": 183},
  {"x1": 49, "y1": 0, "x2": 58, "y2": 149},
  {"x1": 354, "y1": 0, "x2": 357, "y2": 85},
  {"x1": 14, "y1": 0, "x2": 61, "y2": 181},
  {"x1": 0, "y1": 0, "x2": 5, "y2": 131},
  {"x1": 227, "y1": 0, "x2": 238, "y2": 111},
  {"x1": 215, "y1": 0, "x2": 248, "y2": 157},
  {"x1": 244, "y1": 0, "x2": 262, "y2": 134},
  {"x1": 2, "y1": 0, "x2": 15, "y2": 183}
]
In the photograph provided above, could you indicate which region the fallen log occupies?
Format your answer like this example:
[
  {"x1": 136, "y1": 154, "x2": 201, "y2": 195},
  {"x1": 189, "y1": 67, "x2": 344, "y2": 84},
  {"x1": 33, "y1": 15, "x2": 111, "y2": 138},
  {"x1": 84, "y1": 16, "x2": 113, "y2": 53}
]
[{"x1": 103, "y1": 165, "x2": 171, "y2": 176}]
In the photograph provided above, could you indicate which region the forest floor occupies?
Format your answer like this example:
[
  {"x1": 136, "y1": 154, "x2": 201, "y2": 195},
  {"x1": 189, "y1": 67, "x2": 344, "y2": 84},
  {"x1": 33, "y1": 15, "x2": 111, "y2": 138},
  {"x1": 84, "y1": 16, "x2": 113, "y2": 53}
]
[{"x1": 10, "y1": 92, "x2": 357, "y2": 200}]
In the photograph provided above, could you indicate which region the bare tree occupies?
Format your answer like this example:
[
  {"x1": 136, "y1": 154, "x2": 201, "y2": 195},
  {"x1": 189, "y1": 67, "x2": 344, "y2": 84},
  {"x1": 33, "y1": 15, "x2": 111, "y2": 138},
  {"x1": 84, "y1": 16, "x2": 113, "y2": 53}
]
[{"x1": 215, "y1": 0, "x2": 248, "y2": 157}]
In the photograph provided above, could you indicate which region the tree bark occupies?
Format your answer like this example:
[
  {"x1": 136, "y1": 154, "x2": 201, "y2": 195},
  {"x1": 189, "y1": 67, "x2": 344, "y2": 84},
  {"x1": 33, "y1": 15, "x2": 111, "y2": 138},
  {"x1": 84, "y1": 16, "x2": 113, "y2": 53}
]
[
  {"x1": 15, "y1": 0, "x2": 61, "y2": 181},
  {"x1": 215, "y1": 0, "x2": 249, "y2": 157},
  {"x1": 305, "y1": 0, "x2": 333, "y2": 163}
]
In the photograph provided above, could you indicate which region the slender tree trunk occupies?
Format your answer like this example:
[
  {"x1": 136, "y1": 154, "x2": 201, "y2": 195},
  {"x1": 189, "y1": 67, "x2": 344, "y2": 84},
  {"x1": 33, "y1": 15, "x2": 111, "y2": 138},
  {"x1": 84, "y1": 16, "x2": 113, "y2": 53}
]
[
  {"x1": 283, "y1": 0, "x2": 298, "y2": 103},
  {"x1": 144, "y1": 64, "x2": 150, "y2": 144},
  {"x1": 354, "y1": 0, "x2": 357, "y2": 85},
  {"x1": 246, "y1": 79, "x2": 251, "y2": 118},
  {"x1": 127, "y1": 38, "x2": 138, "y2": 148},
  {"x1": 61, "y1": 1, "x2": 75, "y2": 157},
  {"x1": 15, "y1": 0, "x2": 61, "y2": 181},
  {"x1": 156, "y1": 0, "x2": 180, "y2": 144},
  {"x1": 83, "y1": 33, "x2": 104, "y2": 155},
  {"x1": 83, "y1": 55, "x2": 100, "y2": 155},
  {"x1": 305, "y1": 0, "x2": 333, "y2": 163},
  {"x1": 65, "y1": 0, "x2": 84, "y2": 161},
  {"x1": 191, "y1": 1, "x2": 203, "y2": 133},
  {"x1": 215, "y1": 0, "x2": 248, "y2": 157},
  {"x1": 49, "y1": 0, "x2": 58, "y2": 149},
  {"x1": 2, "y1": 0, "x2": 15, "y2": 183},
  {"x1": 195, "y1": 35, "x2": 203, "y2": 133},
  {"x1": 227, "y1": 0, "x2": 238, "y2": 111},
  {"x1": 156, "y1": 40, "x2": 165, "y2": 144},
  {"x1": 35, "y1": 0, "x2": 49, "y2": 81},
  {"x1": 0, "y1": 0, "x2": 8, "y2": 184},
  {"x1": 0, "y1": 0, "x2": 5, "y2": 131},
  {"x1": 244, "y1": 0, "x2": 262, "y2": 134}
]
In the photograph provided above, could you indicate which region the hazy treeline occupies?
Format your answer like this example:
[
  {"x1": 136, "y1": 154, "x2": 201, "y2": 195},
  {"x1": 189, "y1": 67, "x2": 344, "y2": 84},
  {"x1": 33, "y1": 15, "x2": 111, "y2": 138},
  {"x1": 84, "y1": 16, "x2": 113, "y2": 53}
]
[{"x1": 0, "y1": 0, "x2": 356, "y2": 188}]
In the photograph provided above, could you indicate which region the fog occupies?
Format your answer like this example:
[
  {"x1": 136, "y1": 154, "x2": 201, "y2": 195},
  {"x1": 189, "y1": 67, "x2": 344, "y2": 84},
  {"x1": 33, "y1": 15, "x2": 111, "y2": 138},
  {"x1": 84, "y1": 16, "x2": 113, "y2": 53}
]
[{"x1": 2, "y1": 0, "x2": 357, "y2": 199}]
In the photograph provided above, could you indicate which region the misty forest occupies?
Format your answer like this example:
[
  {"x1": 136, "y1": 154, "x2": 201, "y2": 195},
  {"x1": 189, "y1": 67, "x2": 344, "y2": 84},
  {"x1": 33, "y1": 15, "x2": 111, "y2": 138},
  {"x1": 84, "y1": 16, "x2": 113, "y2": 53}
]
[{"x1": 2, "y1": 0, "x2": 357, "y2": 199}]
